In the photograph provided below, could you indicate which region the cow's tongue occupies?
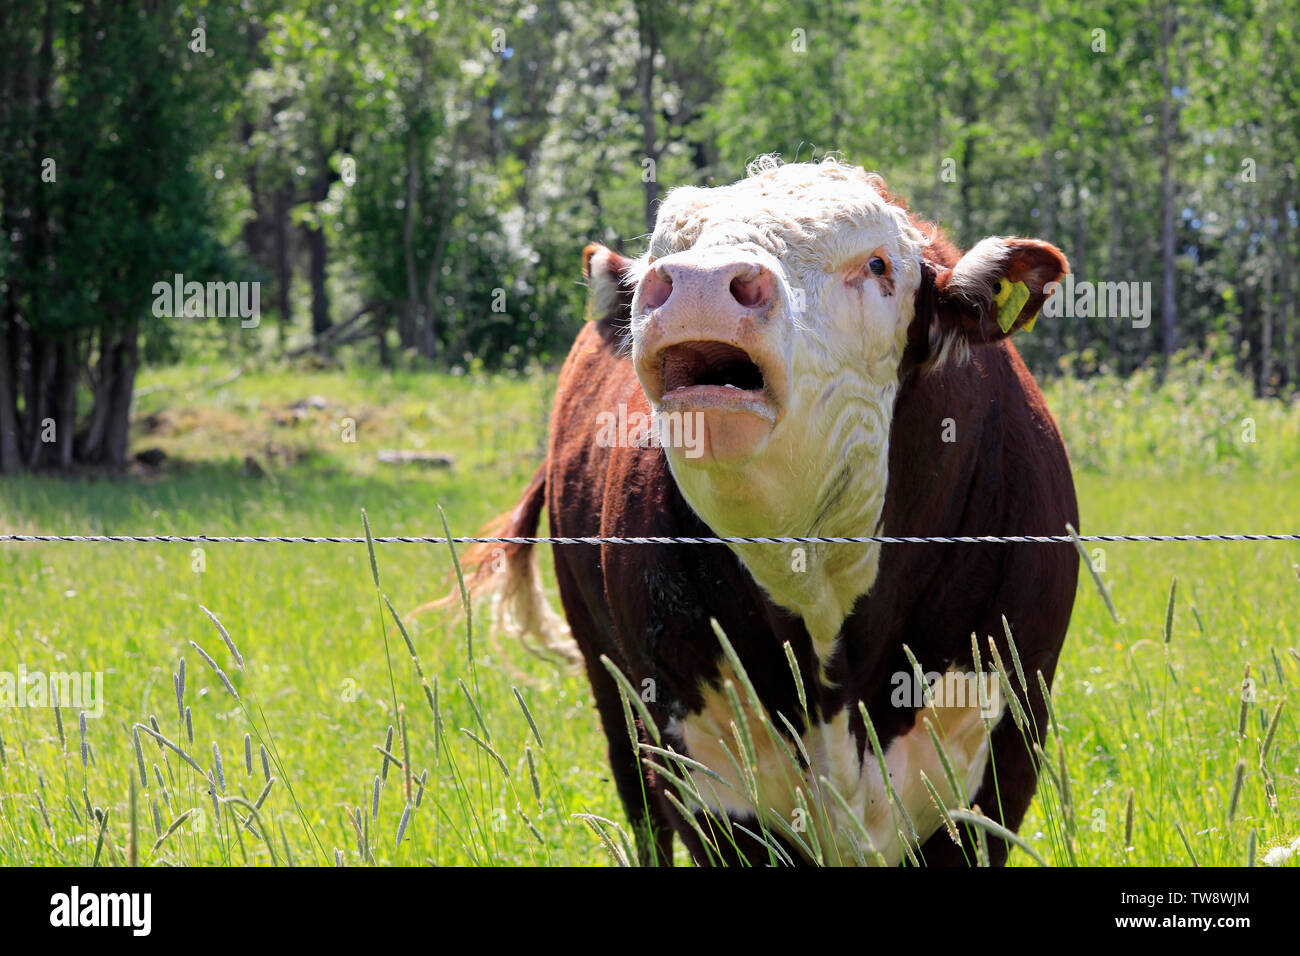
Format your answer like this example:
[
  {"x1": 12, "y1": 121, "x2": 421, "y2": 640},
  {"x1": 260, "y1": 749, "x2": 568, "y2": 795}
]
[{"x1": 661, "y1": 341, "x2": 764, "y2": 394}]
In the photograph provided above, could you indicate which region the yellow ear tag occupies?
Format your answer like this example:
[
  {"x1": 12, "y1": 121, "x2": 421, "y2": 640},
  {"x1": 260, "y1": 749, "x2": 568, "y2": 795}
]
[
  {"x1": 995, "y1": 279, "x2": 1031, "y2": 333},
  {"x1": 993, "y1": 278, "x2": 1012, "y2": 306}
]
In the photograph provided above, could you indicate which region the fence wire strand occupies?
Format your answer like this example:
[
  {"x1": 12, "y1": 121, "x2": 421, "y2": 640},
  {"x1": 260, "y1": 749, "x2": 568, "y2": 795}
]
[{"x1": 2, "y1": 533, "x2": 1299, "y2": 545}]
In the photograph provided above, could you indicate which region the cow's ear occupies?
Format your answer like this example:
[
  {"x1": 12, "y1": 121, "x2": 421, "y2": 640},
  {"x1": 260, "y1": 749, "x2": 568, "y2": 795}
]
[
  {"x1": 913, "y1": 237, "x2": 1068, "y2": 371},
  {"x1": 582, "y1": 243, "x2": 637, "y2": 342}
]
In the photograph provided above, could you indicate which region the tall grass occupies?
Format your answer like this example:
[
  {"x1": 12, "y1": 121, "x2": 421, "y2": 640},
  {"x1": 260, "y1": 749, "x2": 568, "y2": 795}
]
[
  {"x1": 1045, "y1": 350, "x2": 1300, "y2": 478},
  {"x1": 0, "y1": 356, "x2": 1297, "y2": 865}
]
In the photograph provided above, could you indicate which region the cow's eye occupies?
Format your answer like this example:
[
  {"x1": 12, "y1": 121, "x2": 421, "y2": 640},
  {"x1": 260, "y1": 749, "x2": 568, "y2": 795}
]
[{"x1": 868, "y1": 256, "x2": 887, "y2": 276}]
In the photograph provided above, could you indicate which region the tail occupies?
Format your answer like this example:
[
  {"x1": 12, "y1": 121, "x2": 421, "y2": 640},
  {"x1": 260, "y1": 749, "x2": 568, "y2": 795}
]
[{"x1": 409, "y1": 464, "x2": 580, "y2": 666}]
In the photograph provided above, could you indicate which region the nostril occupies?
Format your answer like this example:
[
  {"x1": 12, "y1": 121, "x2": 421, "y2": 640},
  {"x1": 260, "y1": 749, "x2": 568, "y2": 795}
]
[
  {"x1": 640, "y1": 267, "x2": 673, "y2": 312},
  {"x1": 729, "y1": 268, "x2": 775, "y2": 310}
]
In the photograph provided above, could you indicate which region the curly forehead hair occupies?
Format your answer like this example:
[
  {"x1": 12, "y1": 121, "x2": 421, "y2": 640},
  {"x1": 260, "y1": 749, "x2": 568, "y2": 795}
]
[{"x1": 648, "y1": 155, "x2": 940, "y2": 266}]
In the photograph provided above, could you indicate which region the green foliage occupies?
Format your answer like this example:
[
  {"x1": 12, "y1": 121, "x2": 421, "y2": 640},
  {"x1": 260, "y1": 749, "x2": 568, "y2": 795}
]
[
  {"x1": 1047, "y1": 350, "x2": 1300, "y2": 476},
  {"x1": 1, "y1": 2, "x2": 252, "y2": 340},
  {"x1": 9, "y1": 0, "x2": 1300, "y2": 387}
]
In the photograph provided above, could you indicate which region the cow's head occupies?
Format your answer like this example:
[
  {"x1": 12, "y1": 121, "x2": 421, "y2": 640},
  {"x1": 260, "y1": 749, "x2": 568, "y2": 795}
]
[{"x1": 584, "y1": 158, "x2": 1066, "y2": 642}]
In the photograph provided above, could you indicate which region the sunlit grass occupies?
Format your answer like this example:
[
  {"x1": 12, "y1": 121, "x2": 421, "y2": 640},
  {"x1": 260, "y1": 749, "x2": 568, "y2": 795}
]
[{"x1": 0, "y1": 357, "x2": 1297, "y2": 866}]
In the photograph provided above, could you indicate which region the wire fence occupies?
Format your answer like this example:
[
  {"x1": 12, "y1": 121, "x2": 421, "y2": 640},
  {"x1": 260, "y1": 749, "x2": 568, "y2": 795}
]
[{"x1": 2, "y1": 532, "x2": 1299, "y2": 545}]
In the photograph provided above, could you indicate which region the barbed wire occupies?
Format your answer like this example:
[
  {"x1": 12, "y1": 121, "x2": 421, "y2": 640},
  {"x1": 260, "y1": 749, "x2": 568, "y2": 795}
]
[{"x1": 1, "y1": 532, "x2": 1299, "y2": 545}]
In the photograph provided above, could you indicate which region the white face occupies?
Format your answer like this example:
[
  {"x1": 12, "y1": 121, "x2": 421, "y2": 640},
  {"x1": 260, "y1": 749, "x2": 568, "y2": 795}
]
[{"x1": 628, "y1": 160, "x2": 928, "y2": 549}]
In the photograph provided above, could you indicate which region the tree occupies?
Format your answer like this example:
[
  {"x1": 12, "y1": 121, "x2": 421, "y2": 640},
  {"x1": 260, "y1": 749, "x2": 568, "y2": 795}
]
[{"x1": 0, "y1": 0, "x2": 248, "y2": 472}]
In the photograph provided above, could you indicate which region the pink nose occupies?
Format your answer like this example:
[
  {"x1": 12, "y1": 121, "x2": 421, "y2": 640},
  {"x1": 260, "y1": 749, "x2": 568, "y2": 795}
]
[{"x1": 638, "y1": 257, "x2": 777, "y2": 319}]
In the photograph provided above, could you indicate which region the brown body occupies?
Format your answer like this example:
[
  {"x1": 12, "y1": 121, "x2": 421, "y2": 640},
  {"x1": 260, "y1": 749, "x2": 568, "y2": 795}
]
[
  {"x1": 466, "y1": 163, "x2": 1079, "y2": 865},
  {"x1": 487, "y1": 314, "x2": 1078, "y2": 865}
]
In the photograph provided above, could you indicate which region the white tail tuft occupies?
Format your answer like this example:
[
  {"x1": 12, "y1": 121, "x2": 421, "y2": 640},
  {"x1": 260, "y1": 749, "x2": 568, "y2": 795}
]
[
  {"x1": 409, "y1": 464, "x2": 580, "y2": 668},
  {"x1": 488, "y1": 539, "x2": 580, "y2": 666}
]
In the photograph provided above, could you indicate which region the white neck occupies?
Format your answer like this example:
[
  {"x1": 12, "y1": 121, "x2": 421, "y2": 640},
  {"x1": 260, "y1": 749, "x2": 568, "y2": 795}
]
[{"x1": 666, "y1": 373, "x2": 899, "y2": 669}]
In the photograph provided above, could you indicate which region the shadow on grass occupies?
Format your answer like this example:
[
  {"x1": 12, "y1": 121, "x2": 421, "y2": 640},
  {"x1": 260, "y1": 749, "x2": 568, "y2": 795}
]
[{"x1": 0, "y1": 455, "x2": 541, "y2": 538}]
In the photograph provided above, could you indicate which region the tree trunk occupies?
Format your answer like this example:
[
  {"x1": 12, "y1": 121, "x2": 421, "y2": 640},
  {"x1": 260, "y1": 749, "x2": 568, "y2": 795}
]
[
  {"x1": 1239, "y1": 286, "x2": 1260, "y2": 389},
  {"x1": 1073, "y1": 176, "x2": 1088, "y2": 357},
  {"x1": 636, "y1": 0, "x2": 660, "y2": 234},
  {"x1": 273, "y1": 182, "x2": 293, "y2": 350},
  {"x1": 400, "y1": 131, "x2": 421, "y2": 353},
  {"x1": 1280, "y1": 190, "x2": 1296, "y2": 388},
  {"x1": 102, "y1": 323, "x2": 139, "y2": 468},
  {"x1": 306, "y1": 170, "x2": 333, "y2": 341},
  {"x1": 54, "y1": 337, "x2": 76, "y2": 468},
  {"x1": 306, "y1": 222, "x2": 330, "y2": 339},
  {"x1": 1035, "y1": 76, "x2": 1059, "y2": 361},
  {"x1": 1106, "y1": 114, "x2": 1122, "y2": 372},
  {"x1": 79, "y1": 325, "x2": 116, "y2": 462},
  {"x1": 376, "y1": 311, "x2": 391, "y2": 368},
  {"x1": 960, "y1": 127, "x2": 975, "y2": 245},
  {"x1": 0, "y1": 10, "x2": 21, "y2": 473},
  {"x1": 421, "y1": 159, "x2": 459, "y2": 362},
  {"x1": 0, "y1": 323, "x2": 20, "y2": 473},
  {"x1": 1157, "y1": 1, "x2": 1179, "y2": 359},
  {"x1": 25, "y1": 335, "x2": 52, "y2": 468},
  {"x1": 1261, "y1": 208, "x2": 1275, "y2": 393}
]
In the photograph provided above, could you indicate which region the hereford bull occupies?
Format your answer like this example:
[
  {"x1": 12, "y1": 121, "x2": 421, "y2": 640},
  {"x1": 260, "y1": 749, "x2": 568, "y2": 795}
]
[{"x1": 464, "y1": 157, "x2": 1079, "y2": 866}]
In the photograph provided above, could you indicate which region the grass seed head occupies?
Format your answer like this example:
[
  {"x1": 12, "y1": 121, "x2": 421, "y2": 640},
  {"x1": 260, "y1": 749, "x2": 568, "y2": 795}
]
[
  {"x1": 189, "y1": 638, "x2": 241, "y2": 702},
  {"x1": 132, "y1": 729, "x2": 147, "y2": 788},
  {"x1": 212, "y1": 742, "x2": 225, "y2": 792},
  {"x1": 200, "y1": 604, "x2": 245, "y2": 669},
  {"x1": 53, "y1": 692, "x2": 65, "y2": 753},
  {"x1": 396, "y1": 804, "x2": 411, "y2": 848},
  {"x1": 1227, "y1": 759, "x2": 1246, "y2": 822}
]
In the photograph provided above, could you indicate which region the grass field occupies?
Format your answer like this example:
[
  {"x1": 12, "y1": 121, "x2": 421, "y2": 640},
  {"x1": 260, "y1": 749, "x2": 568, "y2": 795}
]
[{"x1": 1, "y1": 355, "x2": 1298, "y2": 866}]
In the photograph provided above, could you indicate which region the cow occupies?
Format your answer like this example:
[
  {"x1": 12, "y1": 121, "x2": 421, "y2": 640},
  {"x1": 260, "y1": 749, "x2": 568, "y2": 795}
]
[{"x1": 461, "y1": 157, "x2": 1079, "y2": 866}]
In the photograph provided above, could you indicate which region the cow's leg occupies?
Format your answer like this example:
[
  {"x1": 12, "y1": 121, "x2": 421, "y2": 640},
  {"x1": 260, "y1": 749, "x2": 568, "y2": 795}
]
[
  {"x1": 583, "y1": 662, "x2": 677, "y2": 866},
  {"x1": 918, "y1": 710, "x2": 1043, "y2": 866},
  {"x1": 918, "y1": 655, "x2": 1056, "y2": 867},
  {"x1": 821, "y1": 680, "x2": 995, "y2": 866},
  {"x1": 550, "y1": 555, "x2": 676, "y2": 866}
]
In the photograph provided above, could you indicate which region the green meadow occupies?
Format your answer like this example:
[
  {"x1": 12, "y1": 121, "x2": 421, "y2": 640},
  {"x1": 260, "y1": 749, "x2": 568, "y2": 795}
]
[{"x1": 0, "y1": 356, "x2": 1297, "y2": 866}]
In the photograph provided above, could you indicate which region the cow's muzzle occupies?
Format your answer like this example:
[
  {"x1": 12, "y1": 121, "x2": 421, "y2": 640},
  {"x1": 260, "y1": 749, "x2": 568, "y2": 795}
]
[{"x1": 632, "y1": 252, "x2": 789, "y2": 463}]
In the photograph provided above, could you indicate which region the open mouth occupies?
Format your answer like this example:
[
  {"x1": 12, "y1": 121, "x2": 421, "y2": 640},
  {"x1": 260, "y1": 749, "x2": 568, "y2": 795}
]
[{"x1": 657, "y1": 341, "x2": 777, "y2": 422}]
